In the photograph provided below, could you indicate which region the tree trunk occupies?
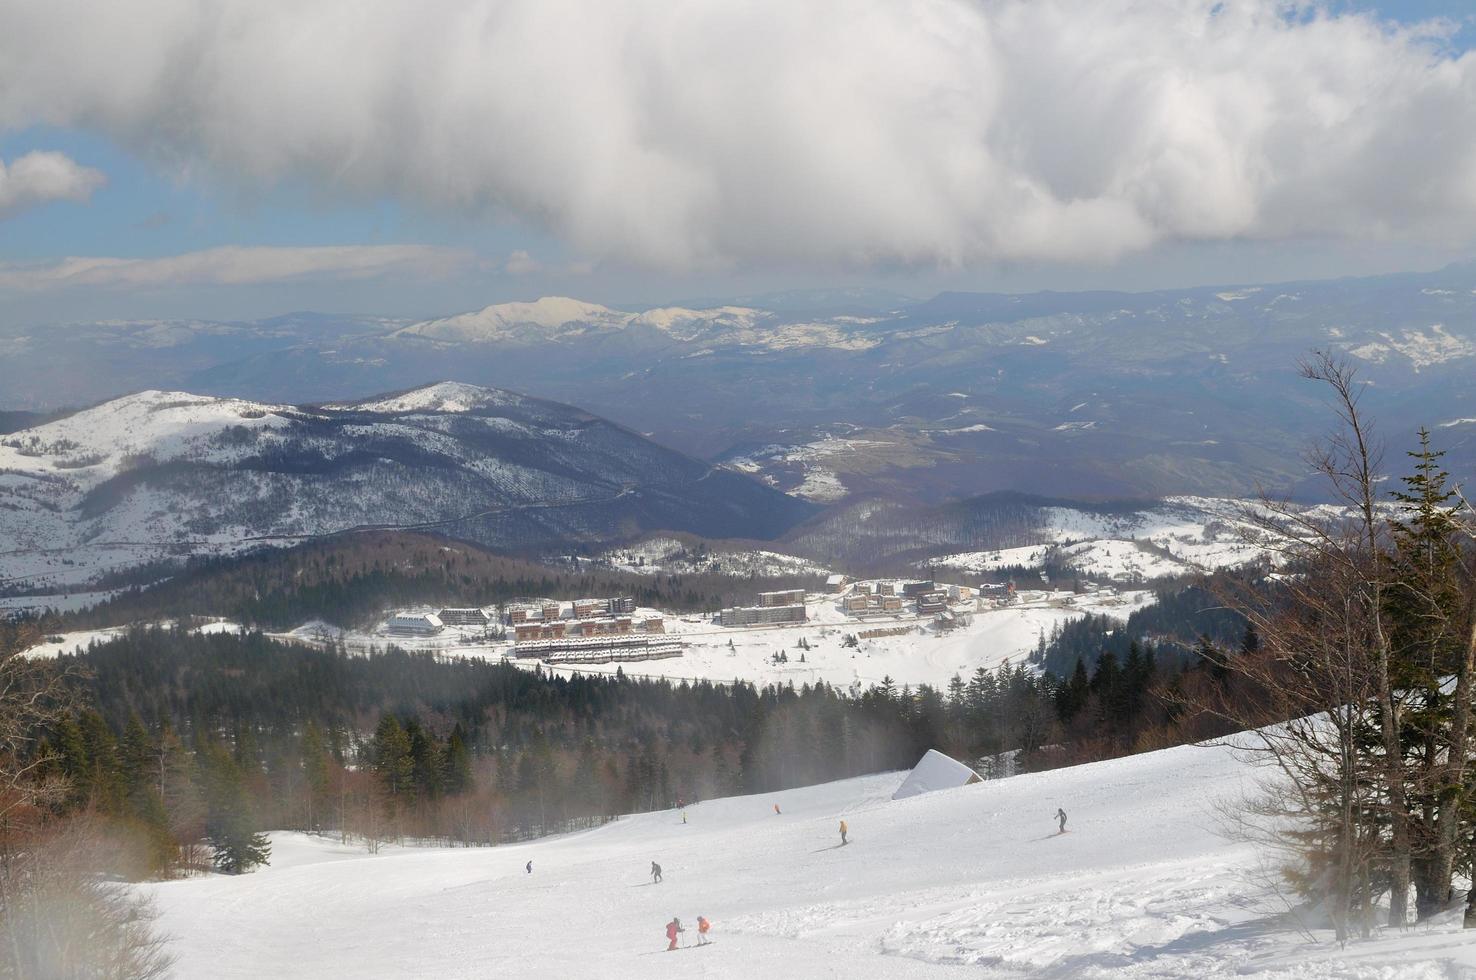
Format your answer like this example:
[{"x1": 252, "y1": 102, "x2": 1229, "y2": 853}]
[{"x1": 1442, "y1": 614, "x2": 1476, "y2": 924}]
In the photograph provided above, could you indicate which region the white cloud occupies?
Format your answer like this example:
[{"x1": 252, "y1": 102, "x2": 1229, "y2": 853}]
[
  {"x1": 1, "y1": 1, "x2": 1475, "y2": 269},
  {"x1": 0, "y1": 151, "x2": 105, "y2": 218},
  {"x1": 0, "y1": 244, "x2": 477, "y2": 291}
]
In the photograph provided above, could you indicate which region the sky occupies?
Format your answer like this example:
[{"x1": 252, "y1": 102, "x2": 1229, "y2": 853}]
[{"x1": 1, "y1": 0, "x2": 1475, "y2": 324}]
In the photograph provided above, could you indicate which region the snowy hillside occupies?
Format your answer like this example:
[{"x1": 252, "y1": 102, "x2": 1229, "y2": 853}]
[
  {"x1": 934, "y1": 496, "x2": 1269, "y2": 583},
  {"x1": 0, "y1": 384, "x2": 812, "y2": 592},
  {"x1": 140, "y1": 737, "x2": 1476, "y2": 978}
]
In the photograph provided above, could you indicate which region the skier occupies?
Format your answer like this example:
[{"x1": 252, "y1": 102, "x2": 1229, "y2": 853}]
[
  {"x1": 1056, "y1": 807, "x2": 1067, "y2": 833},
  {"x1": 525, "y1": 860, "x2": 533, "y2": 874},
  {"x1": 773, "y1": 803, "x2": 781, "y2": 816},
  {"x1": 696, "y1": 915, "x2": 712, "y2": 946},
  {"x1": 682, "y1": 811, "x2": 687, "y2": 825},
  {"x1": 651, "y1": 861, "x2": 663, "y2": 884},
  {"x1": 665, "y1": 916, "x2": 684, "y2": 951},
  {"x1": 839, "y1": 819, "x2": 848, "y2": 845}
]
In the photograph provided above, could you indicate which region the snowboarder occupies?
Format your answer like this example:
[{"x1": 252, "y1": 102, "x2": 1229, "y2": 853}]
[
  {"x1": 1056, "y1": 807, "x2": 1067, "y2": 833},
  {"x1": 651, "y1": 861, "x2": 663, "y2": 884},
  {"x1": 525, "y1": 860, "x2": 533, "y2": 874},
  {"x1": 773, "y1": 803, "x2": 781, "y2": 816},
  {"x1": 665, "y1": 916, "x2": 684, "y2": 951},
  {"x1": 839, "y1": 819, "x2": 848, "y2": 845},
  {"x1": 696, "y1": 916, "x2": 712, "y2": 946}
]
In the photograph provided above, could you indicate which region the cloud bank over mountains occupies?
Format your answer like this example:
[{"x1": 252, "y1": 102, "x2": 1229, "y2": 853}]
[
  {"x1": 0, "y1": 245, "x2": 476, "y2": 291},
  {"x1": 2, "y1": 0, "x2": 1475, "y2": 270}
]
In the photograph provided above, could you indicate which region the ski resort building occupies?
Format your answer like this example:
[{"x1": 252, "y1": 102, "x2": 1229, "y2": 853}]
[
  {"x1": 719, "y1": 604, "x2": 807, "y2": 627},
  {"x1": 902, "y1": 580, "x2": 937, "y2": 597},
  {"x1": 385, "y1": 612, "x2": 444, "y2": 636},
  {"x1": 756, "y1": 588, "x2": 807, "y2": 608},
  {"x1": 844, "y1": 593, "x2": 904, "y2": 615},
  {"x1": 826, "y1": 574, "x2": 848, "y2": 593},
  {"x1": 437, "y1": 608, "x2": 489, "y2": 627},
  {"x1": 916, "y1": 591, "x2": 948, "y2": 613}
]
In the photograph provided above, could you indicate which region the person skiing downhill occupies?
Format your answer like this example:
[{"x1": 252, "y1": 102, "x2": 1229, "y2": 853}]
[
  {"x1": 665, "y1": 916, "x2": 684, "y2": 951},
  {"x1": 525, "y1": 860, "x2": 533, "y2": 874},
  {"x1": 839, "y1": 819, "x2": 848, "y2": 845},
  {"x1": 651, "y1": 861, "x2": 663, "y2": 884},
  {"x1": 1056, "y1": 808, "x2": 1067, "y2": 833},
  {"x1": 696, "y1": 916, "x2": 712, "y2": 946},
  {"x1": 773, "y1": 803, "x2": 781, "y2": 816}
]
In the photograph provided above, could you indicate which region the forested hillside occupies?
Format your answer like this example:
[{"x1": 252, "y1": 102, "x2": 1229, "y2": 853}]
[{"x1": 61, "y1": 532, "x2": 824, "y2": 631}]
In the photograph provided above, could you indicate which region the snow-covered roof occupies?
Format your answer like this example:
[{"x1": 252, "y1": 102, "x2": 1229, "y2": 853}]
[
  {"x1": 389, "y1": 612, "x2": 443, "y2": 628},
  {"x1": 892, "y1": 749, "x2": 982, "y2": 801},
  {"x1": 826, "y1": 574, "x2": 847, "y2": 585}
]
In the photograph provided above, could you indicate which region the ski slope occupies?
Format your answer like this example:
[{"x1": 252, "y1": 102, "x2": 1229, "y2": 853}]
[{"x1": 140, "y1": 739, "x2": 1476, "y2": 978}]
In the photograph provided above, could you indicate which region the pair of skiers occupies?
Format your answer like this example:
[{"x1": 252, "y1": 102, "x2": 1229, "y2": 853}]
[{"x1": 665, "y1": 915, "x2": 711, "y2": 950}]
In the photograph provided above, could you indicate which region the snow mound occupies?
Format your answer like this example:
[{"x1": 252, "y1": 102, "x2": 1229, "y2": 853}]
[{"x1": 892, "y1": 749, "x2": 982, "y2": 800}]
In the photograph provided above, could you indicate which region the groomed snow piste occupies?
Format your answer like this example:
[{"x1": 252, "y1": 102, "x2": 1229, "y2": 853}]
[{"x1": 141, "y1": 738, "x2": 1476, "y2": 978}]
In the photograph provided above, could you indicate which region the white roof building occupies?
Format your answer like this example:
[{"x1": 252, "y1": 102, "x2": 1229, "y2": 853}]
[{"x1": 385, "y1": 612, "x2": 444, "y2": 635}]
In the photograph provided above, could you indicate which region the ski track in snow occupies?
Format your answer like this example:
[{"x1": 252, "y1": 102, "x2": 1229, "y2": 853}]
[{"x1": 140, "y1": 740, "x2": 1476, "y2": 978}]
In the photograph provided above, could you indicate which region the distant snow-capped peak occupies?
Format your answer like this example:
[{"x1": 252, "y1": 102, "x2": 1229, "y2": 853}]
[{"x1": 327, "y1": 381, "x2": 524, "y2": 414}]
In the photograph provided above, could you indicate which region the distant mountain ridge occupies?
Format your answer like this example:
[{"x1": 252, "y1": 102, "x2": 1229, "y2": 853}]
[
  {"x1": 8, "y1": 264, "x2": 1476, "y2": 501},
  {"x1": 0, "y1": 382, "x2": 814, "y2": 590}
]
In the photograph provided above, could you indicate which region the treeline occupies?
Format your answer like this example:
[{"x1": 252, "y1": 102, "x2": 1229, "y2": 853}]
[
  {"x1": 32, "y1": 612, "x2": 1256, "y2": 879},
  {"x1": 1032, "y1": 583, "x2": 1247, "y2": 676},
  {"x1": 32, "y1": 628, "x2": 929, "y2": 865},
  {"x1": 59, "y1": 531, "x2": 821, "y2": 632}
]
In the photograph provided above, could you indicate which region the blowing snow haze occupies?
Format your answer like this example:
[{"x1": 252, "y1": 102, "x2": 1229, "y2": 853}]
[{"x1": 11, "y1": 1, "x2": 1476, "y2": 978}]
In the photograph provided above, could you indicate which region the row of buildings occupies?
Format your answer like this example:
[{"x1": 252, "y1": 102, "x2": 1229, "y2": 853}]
[{"x1": 508, "y1": 596, "x2": 636, "y2": 624}]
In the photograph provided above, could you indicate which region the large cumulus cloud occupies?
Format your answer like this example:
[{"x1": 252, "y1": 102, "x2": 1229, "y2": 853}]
[{"x1": 1, "y1": 0, "x2": 1473, "y2": 269}]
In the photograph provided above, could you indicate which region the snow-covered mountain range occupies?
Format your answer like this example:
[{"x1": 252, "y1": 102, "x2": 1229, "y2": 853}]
[
  {"x1": 9, "y1": 264, "x2": 1476, "y2": 501},
  {"x1": 0, "y1": 382, "x2": 812, "y2": 591}
]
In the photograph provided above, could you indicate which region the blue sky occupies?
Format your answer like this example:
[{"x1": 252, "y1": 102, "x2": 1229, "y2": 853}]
[{"x1": 2, "y1": 0, "x2": 1475, "y2": 323}]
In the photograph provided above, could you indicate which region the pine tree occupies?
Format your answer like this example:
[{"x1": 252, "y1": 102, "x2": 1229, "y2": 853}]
[
  {"x1": 370, "y1": 715, "x2": 413, "y2": 798},
  {"x1": 441, "y1": 726, "x2": 473, "y2": 797}
]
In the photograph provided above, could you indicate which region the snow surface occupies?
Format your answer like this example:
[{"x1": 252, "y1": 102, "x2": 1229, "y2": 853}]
[
  {"x1": 937, "y1": 496, "x2": 1269, "y2": 583},
  {"x1": 327, "y1": 381, "x2": 524, "y2": 414},
  {"x1": 140, "y1": 737, "x2": 1476, "y2": 978}
]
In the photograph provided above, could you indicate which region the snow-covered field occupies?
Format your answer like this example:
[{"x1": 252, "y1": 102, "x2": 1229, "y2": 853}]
[
  {"x1": 140, "y1": 737, "x2": 1476, "y2": 978},
  {"x1": 528, "y1": 589, "x2": 1153, "y2": 690},
  {"x1": 307, "y1": 589, "x2": 1151, "y2": 690}
]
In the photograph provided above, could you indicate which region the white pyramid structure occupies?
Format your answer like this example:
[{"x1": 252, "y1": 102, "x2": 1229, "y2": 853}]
[{"x1": 892, "y1": 749, "x2": 983, "y2": 801}]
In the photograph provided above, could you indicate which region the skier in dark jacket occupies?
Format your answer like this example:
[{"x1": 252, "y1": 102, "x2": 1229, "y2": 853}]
[
  {"x1": 651, "y1": 861, "x2": 663, "y2": 883},
  {"x1": 525, "y1": 860, "x2": 533, "y2": 874},
  {"x1": 1056, "y1": 808, "x2": 1067, "y2": 833}
]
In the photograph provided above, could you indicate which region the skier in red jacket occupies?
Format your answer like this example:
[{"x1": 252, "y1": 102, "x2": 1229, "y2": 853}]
[{"x1": 666, "y1": 916, "x2": 684, "y2": 951}]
